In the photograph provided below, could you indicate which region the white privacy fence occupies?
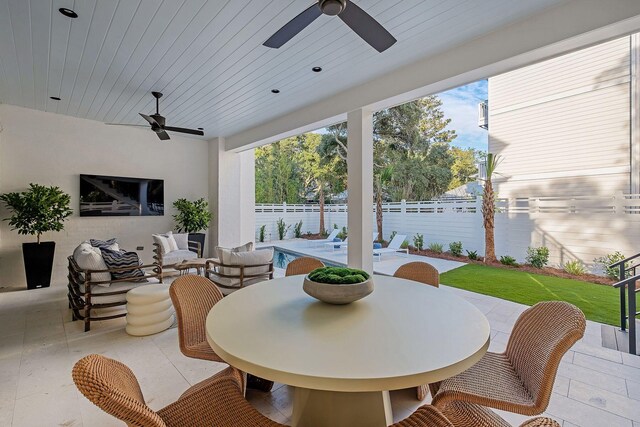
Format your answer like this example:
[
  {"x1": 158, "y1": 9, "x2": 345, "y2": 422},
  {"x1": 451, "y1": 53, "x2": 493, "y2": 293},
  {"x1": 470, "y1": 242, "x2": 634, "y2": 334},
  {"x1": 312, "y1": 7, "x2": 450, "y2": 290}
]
[{"x1": 256, "y1": 193, "x2": 640, "y2": 268}]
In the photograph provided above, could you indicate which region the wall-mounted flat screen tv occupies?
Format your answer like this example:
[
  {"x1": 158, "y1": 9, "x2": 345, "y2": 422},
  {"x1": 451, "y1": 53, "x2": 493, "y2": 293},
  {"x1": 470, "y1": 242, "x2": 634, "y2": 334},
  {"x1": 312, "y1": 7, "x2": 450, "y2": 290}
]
[{"x1": 80, "y1": 174, "x2": 164, "y2": 217}]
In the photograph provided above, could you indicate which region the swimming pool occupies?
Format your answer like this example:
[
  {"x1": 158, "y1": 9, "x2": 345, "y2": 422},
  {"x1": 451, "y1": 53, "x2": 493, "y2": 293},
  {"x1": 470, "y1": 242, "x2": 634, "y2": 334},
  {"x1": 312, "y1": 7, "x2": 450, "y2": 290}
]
[{"x1": 270, "y1": 247, "x2": 340, "y2": 270}]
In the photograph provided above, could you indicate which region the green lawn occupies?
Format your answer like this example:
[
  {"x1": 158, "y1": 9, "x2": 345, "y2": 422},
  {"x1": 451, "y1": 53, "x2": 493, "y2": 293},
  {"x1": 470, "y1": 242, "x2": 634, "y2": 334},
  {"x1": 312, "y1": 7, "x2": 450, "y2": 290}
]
[{"x1": 440, "y1": 264, "x2": 620, "y2": 325}]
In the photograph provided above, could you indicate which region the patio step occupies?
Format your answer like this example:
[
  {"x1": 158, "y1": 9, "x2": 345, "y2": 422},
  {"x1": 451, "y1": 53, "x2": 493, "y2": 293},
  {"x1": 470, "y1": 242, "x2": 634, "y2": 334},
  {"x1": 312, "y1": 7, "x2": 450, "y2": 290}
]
[{"x1": 601, "y1": 323, "x2": 640, "y2": 355}]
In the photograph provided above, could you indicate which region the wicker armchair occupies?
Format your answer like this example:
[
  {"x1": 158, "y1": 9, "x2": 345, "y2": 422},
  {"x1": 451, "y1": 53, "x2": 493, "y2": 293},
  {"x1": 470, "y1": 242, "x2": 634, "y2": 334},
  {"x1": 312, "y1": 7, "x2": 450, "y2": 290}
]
[
  {"x1": 169, "y1": 275, "x2": 225, "y2": 363},
  {"x1": 285, "y1": 257, "x2": 325, "y2": 276},
  {"x1": 393, "y1": 261, "x2": 439, "y2": 401},
  {"x1": 394, "y1": 262, "x2": 439, "y2": 287},
  {"x1": 391, "y1": 401, "x2": 560, "y2": 427},
  {"x1": 72, "y1": 354, "x2": 284, "y2": 427},
  {"x1": 430, "y1": 301, "x2": 586, "y2": 416}
]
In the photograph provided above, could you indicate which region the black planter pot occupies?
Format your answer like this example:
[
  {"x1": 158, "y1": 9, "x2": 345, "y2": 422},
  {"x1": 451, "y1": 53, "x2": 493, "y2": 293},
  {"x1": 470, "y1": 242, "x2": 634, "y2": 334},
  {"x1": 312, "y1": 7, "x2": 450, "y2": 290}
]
[
  {"x1": 188, "y1": 233, "x2": 206, "y2": 256},
  {"x1": 22, "y1": 241, "x2": 55, "y2": 289}
]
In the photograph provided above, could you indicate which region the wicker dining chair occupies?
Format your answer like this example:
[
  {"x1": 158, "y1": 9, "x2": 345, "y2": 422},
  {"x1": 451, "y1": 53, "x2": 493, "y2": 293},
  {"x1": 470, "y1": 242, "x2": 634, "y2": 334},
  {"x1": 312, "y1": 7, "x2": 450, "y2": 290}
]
[
  {"x1": 169, "y1": 275, "x2": 226, "y2": 363},
  {"x1": 72, "y1": 354, "x2": 285, "y2": 427},
  {"x1": 394, "y1": 261, "x2": 440, "y2": 287},
  {"x1": 169, "y1": 274, "x2": 273, "y2": 392},
  {"x1": 285, "y1": 257, "x2": 325, "y2": 276},
  {"x1": 430, "y1": 301, "x2": 586, "y2": 416},
  {"x1": 391, "y1": 401, "x2": 560, "y2": 427},
  {"x1": 393, "y1": 261, "x2": 439, "y2": 401}
]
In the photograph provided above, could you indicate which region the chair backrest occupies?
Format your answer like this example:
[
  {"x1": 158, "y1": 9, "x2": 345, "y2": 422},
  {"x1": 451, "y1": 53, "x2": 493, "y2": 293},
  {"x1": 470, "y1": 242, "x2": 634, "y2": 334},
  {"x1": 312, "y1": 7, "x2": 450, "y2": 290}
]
[
  {"x1": 505, "y1": 301, "x2": 586, "y2": 411},
  {"x1": 394, "y1": 262, "x2": 439, "y2": 287},
  {"x1": 388, "y1": 234, "x2": 407, "y2": 249},
  {"x1": 170, "y1": 275, "x2": 224, "y2": 351},
  {"x1": 325, "y1": 229, "x2": 339, "y2": 240},
  {"x1": 286, "y1": 257, "x2": 325, "y2": 276},
  {"x1": 72, "y1": 354, "x2": 166, "y2": 427}
]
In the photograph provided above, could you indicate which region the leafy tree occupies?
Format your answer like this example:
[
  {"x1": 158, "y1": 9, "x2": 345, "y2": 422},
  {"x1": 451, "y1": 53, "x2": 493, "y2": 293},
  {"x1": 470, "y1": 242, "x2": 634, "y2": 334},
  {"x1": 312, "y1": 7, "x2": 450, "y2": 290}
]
[
  {"x1": 449, "y1": 147, "x2": 483, "y2": 190},
  {"x1": 481, "y1": 153, "x2": 502, "y2": 263},
  {"x1": 375, "y1": 166, "x2": 393, "y2": 241},
  {"x1": 255, "y1": 138, "x2": 304, "y2": 204}
]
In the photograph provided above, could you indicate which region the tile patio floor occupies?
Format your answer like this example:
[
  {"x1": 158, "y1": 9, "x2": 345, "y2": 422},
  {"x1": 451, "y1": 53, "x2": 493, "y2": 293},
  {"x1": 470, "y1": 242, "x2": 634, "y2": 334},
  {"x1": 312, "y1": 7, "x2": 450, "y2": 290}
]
[{"x1": 1, "y1": 265, "x2": 639, "y2": 426}]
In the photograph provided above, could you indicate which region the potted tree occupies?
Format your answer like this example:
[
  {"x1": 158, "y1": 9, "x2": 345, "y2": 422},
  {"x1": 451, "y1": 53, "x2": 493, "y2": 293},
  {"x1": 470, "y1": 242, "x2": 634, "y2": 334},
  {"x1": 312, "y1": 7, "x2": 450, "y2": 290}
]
[
  {"x1": 0, "y1": 184, "x2": 73, "y2": 289},
  {"x1": 172, "y1": 198, "x2": 212, "y2": 253}
]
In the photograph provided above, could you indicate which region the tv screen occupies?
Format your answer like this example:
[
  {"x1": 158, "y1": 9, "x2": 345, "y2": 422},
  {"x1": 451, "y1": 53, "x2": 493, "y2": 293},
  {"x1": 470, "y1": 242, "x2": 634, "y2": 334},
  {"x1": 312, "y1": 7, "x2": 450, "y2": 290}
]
[{"x1": 80, "y1": 174, "x2": 164, "y2": 217}]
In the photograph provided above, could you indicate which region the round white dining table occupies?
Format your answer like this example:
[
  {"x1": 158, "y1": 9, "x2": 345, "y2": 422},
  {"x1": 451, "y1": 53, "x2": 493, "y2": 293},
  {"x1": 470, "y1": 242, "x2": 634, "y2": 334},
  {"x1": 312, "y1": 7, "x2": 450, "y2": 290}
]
[{"x1": 205, "y1": 274, "x2": 490, "y2": 427}]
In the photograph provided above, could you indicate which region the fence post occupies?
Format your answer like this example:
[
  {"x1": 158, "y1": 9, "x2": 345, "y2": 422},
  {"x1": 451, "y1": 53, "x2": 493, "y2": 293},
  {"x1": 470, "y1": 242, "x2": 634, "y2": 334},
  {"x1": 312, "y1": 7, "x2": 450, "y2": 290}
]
[{"x1": 401, "y1": 199, "x2": 406, "y2": 214}]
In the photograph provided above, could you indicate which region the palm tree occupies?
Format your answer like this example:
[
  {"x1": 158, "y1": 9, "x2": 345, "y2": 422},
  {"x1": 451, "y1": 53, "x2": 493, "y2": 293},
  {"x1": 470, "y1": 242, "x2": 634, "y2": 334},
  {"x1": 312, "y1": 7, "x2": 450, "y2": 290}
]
[
  {"x1": 481, "y1": 153, "x2": 502, "y2": 263},
  {"x1": 375, "y1": 166, "x2": 393, "y2": 242}
]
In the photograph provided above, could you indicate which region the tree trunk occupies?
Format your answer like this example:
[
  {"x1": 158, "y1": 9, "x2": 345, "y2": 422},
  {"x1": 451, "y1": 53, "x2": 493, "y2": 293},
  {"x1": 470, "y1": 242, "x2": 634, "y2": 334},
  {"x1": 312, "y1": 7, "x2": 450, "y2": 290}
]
[
  {"x1": 318, "y1": 185, "x2": 325, "y2": 236},
  {"x1": 482, "y1": 180, "x2": 496, "y2": 263},
  {"x1": 376, "y1": 190, "x2": 383, "y2": 241}
]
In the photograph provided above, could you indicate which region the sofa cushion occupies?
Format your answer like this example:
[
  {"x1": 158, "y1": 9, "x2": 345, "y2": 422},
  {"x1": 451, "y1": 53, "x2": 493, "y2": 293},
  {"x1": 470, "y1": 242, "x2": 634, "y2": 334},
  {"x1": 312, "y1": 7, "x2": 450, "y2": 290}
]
[
  {"x1": 79, "y1": 278, "x2": 160, "y2": 304},
  {"x1": 73, "y1": 242, "x2": 111, "y2": 287},
  {"x1": 215, "y1": 242, "x2": 254, "y2": 275},
  {"x1": 218, "y1": 247, "x2": 273, "y2": 278},
  {"x1": 162, "y1": 249, "x2": 198, "y2": 266},
  {"x1": 207, "y1": 273, "x2": 267, "y2": 295},
  {"x1": 101, "y1": 249, "x2": 147, "y2": 282},
  {"x1": 89, "y1": 238, "x2": 120, "y2": 251},
  {"x1": 173, "y1": 233, "x2": 189, "y2": 250}
]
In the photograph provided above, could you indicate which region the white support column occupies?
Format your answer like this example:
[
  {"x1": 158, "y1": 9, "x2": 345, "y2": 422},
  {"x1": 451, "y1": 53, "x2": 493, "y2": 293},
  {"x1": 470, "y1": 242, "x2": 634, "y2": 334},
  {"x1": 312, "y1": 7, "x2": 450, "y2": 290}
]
[
  {"x1": 347, "y1": 109, "x2": 374, "y2": 274},
  {"x1": 209, "y1": 137, "x2": 256, "y2": 256}
]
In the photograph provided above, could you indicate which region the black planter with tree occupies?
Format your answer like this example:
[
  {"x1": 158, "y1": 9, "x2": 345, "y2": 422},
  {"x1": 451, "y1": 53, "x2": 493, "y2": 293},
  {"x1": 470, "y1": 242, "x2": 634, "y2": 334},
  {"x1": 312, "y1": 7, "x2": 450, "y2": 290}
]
[
  {"x1": 1, "y1": 184, "x2": 73, "y2": 289},
  {"x1": 173, "y1": 198, "x2": 212, "y2": 255}
]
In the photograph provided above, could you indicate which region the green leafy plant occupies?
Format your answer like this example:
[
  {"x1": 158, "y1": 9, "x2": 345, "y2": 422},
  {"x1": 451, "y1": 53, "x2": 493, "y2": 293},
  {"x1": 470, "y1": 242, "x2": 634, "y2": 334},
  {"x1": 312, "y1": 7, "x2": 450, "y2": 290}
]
[
  {"x1": 449, "y1": 241, "x2": 463, "y2": 257},
  {"x1": 594, "y1": 251, "x2": 627, "y2": 279},
  {"x1": 400, "y1": 240, "x2": 410, "y2": 249},
  {"x1": 428, "y1": 242, "x2": 444, "y2": 253},
  {"x1": 466, "y1": 250, "x2": 479, "y2": 260},
  {"x1": 389, "y1": 231, "x2": 397, "y2": 242},
  {"x1": 0, "y1": 184, "x2": 73, "y2": 244},
  {"x1": 276, "y1": 218, "x2": 291, "y2": 240},
  {"x1": 413, "y1": 233, "x2": 424, "y2": 250},
  {"x1": 337, "y1": 226, "x2": 348, "y2": 240},
  {"x1": 307, "y1": 267, "x2": 370, "y2": 284},
  {"x1": 500, "y1": 255, "x2": 519, "y2": 267},
  {"x1": 258, "y1": 224, "x2": 266, "y2": 243},
  {"x1": 321, "y1": 229, "x2": 329, "y2": 238},
  {"x1": 563, "y1": 260, "x2": 587, "y2": 276},
  {"x1": 293, "y1": 220, "x2": 303, "y2": 238},
  {"x1": 172, "y1": 198, "x2": 212, "y2": 233},
  {"x1": 526, "y1": 246, "x2": 550, "y2": 269}
]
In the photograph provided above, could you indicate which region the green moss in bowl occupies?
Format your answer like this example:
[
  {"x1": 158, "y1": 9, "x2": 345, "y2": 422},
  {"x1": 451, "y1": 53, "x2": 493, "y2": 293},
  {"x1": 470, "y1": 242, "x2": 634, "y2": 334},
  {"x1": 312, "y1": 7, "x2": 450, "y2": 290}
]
[{"x1": 307, "y1": 267, "x2": 370, "y2": 285}]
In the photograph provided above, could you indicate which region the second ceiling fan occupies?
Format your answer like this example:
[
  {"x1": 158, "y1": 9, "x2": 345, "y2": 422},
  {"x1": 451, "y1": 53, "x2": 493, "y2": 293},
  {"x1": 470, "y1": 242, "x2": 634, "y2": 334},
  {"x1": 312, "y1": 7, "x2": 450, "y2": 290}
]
[{"x1": 264, "y1": 0, "x2": 396, "y2": 53}]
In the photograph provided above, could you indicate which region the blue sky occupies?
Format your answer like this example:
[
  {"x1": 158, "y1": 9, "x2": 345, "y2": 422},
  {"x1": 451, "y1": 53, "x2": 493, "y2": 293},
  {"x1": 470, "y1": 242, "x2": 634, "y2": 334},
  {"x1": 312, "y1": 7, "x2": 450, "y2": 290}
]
[{"x1": 437, "y1": 80, "x2": 488, "y2": 151}]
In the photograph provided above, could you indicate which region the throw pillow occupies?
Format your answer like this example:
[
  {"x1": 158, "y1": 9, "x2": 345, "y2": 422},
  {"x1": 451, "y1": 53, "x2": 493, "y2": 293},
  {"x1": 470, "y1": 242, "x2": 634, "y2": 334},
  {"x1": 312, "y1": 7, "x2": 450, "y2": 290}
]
[
  {"x1": 152, "y1": 234, "x2": 170, "y2": 255},
  {"x1": 73, "y1": 243, "x2": 111, "y2": 286},
  {"x1": 101, "y1": 248, "x2": 147, "y2": 282},
  {"x1": 221, "y1": 247, "x2": 273, "y2": 278},
  {"x1": 215, "y1": 242, "x2": 254, "y2": 275},
  {"x1": 173, "y1": 233, "x2": 190, "y2": 251},
  {"x1": 165, "y1": 231, "x2": 179, "y2": 252},
  {"x1": 89, "y1": 238, "x2": 120, "y2": 251}
]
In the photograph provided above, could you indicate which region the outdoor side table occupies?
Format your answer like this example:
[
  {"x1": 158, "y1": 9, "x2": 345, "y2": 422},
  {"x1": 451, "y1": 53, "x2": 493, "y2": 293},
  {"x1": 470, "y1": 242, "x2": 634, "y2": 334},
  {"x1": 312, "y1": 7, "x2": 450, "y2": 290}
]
[{"x1": 206, "y1": 275, "x2": 490, "y2": 427}]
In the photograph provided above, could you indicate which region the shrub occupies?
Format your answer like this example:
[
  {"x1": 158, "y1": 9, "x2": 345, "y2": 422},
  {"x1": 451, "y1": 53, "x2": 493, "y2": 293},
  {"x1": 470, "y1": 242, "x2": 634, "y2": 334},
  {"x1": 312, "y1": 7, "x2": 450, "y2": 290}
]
[
  {"x1": 594, "y1": 251, "x2": 627, "y2": 279},
  {"x1": 307, "y1": 267, "x2": 370, "y2": 284},
  {"x1": 466, "y1": 250, "x2": 478, "y2": 260},
  {"x1": 337, "y1": 226, "x2": 348, "y2": 240},
  {"x1": 276, "y1": 218, "x2": 291, "y2": 240},
  {"x1": 172, "y1": 198, "x2": 212, "y2": 233},
  {"x1": 400, "y1": 240, "x2": 410, "y2": 249},
  {"x1": 321, "y1": 229, "x2": 329, "y2": 238},
  {"x1": 449, "y1": 241, "x2": 463, "y2": 257},
  {"x1": 258, "y1": 224, "x2": 266, "y2": 242},
  {"x1": 526, "y1": 246, "x2": 550, "y2": 269},
  {"x1": 413, "y1": 233, "x2": 424, "y2": 250},
  {"x1": 293, "y1": 220, "x2": 303, "y2": 238},
  {"x1": 428, "y1": 242, "x2": 443, "y2": 253},
  {"x1": 500, "y1": 255, "x2": 519, "y2": 267},
  {"x1": 389, "y1": 231, "x2": 397, "y2": 242},
  {"x1": 563, "y1": 260, "x2": 587, "y2": 276}
]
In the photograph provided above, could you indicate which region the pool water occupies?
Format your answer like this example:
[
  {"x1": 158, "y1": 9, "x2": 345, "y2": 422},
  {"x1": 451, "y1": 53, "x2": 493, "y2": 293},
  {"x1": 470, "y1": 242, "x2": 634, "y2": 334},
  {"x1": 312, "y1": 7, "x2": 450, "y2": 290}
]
[{"x1": 271, "y1": 248, "x2": 340, "y2": 269}]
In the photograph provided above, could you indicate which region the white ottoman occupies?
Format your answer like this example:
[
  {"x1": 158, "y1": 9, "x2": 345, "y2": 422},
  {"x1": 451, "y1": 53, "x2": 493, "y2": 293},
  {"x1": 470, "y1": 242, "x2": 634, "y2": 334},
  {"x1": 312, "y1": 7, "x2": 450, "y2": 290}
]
[{"x1": 125, "y1": 284, "x2": 175, "y2": 336}]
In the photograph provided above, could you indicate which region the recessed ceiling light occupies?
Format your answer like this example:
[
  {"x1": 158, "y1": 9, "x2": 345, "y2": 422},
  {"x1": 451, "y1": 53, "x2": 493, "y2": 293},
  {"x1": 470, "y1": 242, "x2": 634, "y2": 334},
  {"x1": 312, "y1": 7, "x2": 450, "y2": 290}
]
[
  {"x1": 49, "y1": 96, "x2": 61, "y2": 101},
  {"x1": 312, "y1": 66, "x2": 322, "y2": 72},
  {"x1": 58, "y1": 8, "x2": 78, "y2": 18},
  {"x1": 271, "y1": 89, "x2": 280, "y2": 94}
]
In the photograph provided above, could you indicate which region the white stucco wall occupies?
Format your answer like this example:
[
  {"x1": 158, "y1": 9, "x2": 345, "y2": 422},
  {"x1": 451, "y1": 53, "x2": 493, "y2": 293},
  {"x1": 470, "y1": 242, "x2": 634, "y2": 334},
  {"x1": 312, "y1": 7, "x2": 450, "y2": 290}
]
[{"x1": 0, "y1": 104, "x2": 210, "y2": 288}]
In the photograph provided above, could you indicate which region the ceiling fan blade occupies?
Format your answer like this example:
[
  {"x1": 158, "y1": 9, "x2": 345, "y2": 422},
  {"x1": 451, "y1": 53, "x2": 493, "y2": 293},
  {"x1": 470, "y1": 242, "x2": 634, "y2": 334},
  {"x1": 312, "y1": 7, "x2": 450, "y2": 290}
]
[
  {"x1": 339, "y1": 1, "x2": 396, "y2": 53},
  {"x1": 156, "y1": 130, "x2": 170, "y2": 141},
  {"x1": 105, "y1": 123, "x2": 149, "y2": 127},
  {"x1": 139, "y1": 113, "x2": 159, "y2": 127},
  {"x1": 263, "y1": 3, "x2": 322, "y2": 48},
  {"x1": 164, "y1": 126, "x2": 205, "y2": 136}
]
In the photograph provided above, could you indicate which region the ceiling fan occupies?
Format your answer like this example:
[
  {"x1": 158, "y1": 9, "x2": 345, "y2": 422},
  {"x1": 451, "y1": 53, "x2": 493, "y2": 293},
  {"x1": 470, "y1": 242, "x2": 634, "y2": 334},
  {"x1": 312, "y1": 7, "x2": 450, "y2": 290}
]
[
  {"x1": 264, "y1": 0, "x2": 396, "y2": 53},
  {"x1": 106, "y1": 92, "x2": 204, "y2": 141}
]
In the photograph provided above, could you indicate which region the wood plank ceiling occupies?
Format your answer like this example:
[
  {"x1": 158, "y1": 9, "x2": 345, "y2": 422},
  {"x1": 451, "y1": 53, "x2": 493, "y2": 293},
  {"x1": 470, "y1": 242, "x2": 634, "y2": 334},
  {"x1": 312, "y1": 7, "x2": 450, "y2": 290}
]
[{"x1": 0, "y1": 0, "x2": 563, "y2": 138}]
